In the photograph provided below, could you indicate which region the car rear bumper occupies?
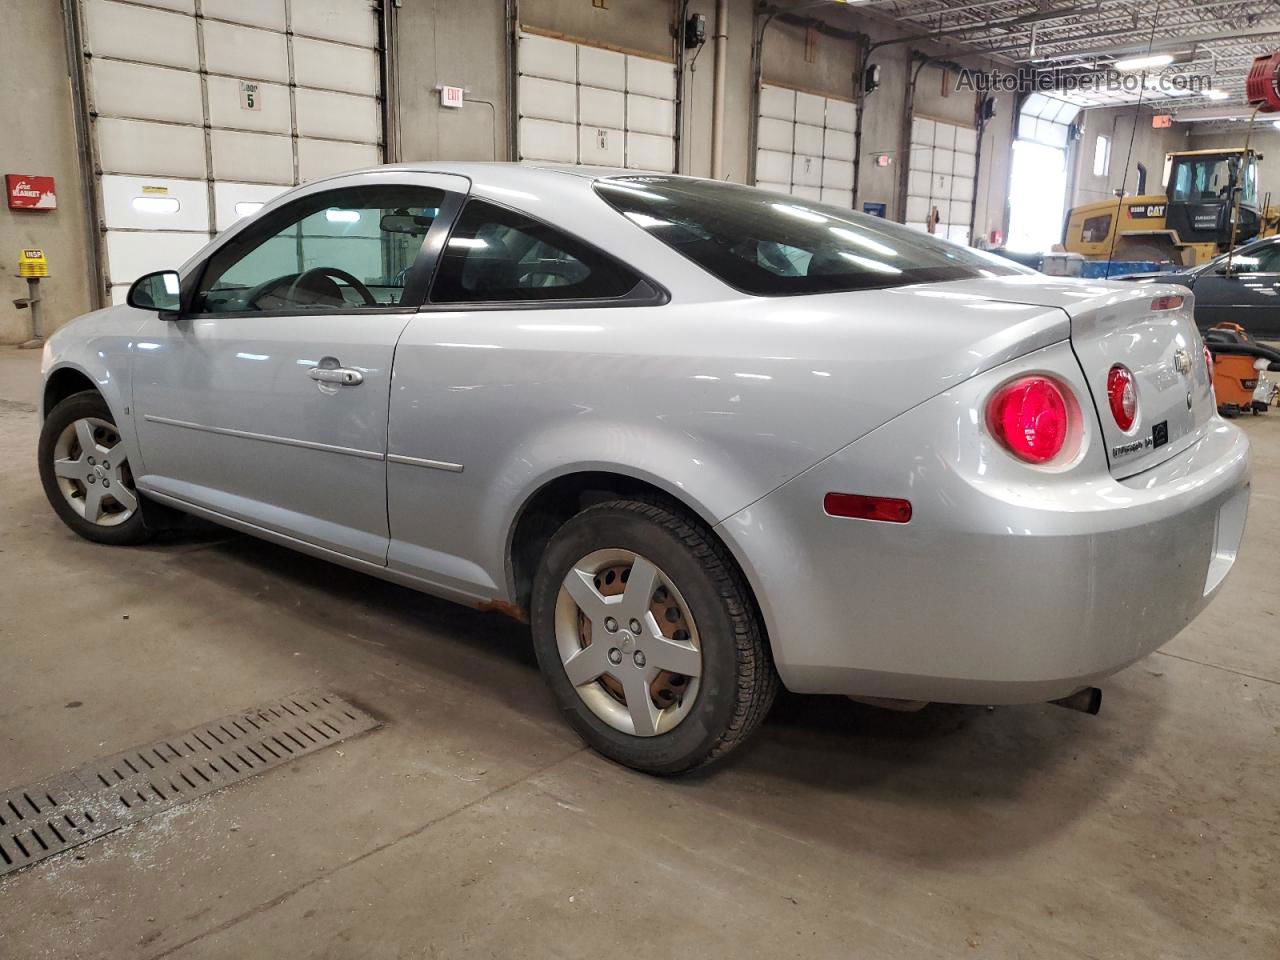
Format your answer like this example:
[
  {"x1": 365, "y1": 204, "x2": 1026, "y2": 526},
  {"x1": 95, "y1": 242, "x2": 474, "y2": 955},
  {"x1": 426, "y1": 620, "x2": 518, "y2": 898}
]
[{"x1": 718, "y1": 346, "x2": 1252, "y2": 704}]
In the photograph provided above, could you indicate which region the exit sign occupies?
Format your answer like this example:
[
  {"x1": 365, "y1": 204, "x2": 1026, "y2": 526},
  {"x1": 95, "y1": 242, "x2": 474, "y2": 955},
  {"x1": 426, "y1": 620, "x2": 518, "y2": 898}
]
[
  {"x1": 1152, "y1": 114, "x2": 1173, "y2": 128},
  {"x1": 439, "y1": 85, "x2": 465, "y2": 109}
]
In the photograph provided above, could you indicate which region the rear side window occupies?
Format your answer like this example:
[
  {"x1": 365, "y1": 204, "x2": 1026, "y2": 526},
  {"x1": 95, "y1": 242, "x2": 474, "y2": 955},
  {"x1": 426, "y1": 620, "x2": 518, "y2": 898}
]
[
  {"x1": 594, "y1": 177, "x2": 1024, "y2": 296},
  {"x1": 430, "y1": 199, "x2": 641, "y2": 303}
]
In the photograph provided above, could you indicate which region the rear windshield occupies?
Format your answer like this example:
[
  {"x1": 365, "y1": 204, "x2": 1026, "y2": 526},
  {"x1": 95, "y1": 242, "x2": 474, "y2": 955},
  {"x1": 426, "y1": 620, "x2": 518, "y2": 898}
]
[{"x1": 594, "y1": 176, "x2": 1025, "y2": 296}]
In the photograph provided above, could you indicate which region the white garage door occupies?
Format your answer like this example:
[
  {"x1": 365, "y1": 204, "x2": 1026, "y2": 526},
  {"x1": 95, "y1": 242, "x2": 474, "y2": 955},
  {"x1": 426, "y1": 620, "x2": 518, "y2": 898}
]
[
  {"x1": 516, "y1": 32, "x2": 675, "y2": 172},
  {"x1": 905, "y1": 116, "x2": 977, "y2": 244},
  {"x1": 77, "y1": 0, "x2": 383, "y2": 303},
  {"x1": 754, "y1": 84, "x2": 856, "y2": 207}
]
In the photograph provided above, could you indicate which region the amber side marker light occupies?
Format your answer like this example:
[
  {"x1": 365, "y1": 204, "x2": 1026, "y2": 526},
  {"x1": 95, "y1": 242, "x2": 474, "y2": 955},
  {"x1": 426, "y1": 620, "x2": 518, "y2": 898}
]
[
  {"x1": 824, "y1": 492, "x2": 913, "y2": 523},
  {"x1": 1150, "y1": 294, "x2": 1185, "y2": 310}
]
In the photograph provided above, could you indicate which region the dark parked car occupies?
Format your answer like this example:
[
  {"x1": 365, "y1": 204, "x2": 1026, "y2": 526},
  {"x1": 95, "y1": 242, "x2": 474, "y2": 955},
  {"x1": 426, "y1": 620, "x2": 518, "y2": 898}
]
[{"x1": 1117, "y1": 235, "x2": 1280, "y2": 340}]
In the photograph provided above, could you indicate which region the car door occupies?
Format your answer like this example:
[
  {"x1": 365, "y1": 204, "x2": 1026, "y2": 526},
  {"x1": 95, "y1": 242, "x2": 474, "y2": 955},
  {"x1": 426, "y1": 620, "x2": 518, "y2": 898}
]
[
  {"x1": 1194, "y1": 239, "x2": 1280, "y2": 338},
  {"x1": 383, "y1": 196, "x2": 663, "y2": 598},
  {"x1": 131, "y1": 174, "x2": 468, "y2": 565}
]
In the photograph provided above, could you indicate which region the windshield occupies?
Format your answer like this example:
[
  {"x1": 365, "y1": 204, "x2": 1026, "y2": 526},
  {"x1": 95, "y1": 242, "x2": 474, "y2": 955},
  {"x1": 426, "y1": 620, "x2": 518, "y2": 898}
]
[
  {"x1": 594, "y1": 177, "x2": 1026, "y2": 296},
  {"x1": 1168, "y1": 154, "x2": 1258, "y2": 207}
]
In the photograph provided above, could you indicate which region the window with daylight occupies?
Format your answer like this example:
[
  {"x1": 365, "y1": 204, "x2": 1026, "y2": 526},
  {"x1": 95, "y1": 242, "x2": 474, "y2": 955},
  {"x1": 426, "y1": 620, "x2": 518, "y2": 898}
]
[{"x1": 1093, "y1": 135, "x2": 1111, "y2": 178}]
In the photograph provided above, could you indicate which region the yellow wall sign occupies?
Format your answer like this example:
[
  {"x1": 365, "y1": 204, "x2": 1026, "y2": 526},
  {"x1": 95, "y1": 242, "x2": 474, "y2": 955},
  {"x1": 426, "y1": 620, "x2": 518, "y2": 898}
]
[{"x1": 19, "y1": 248, "x2": 48, "y2": 278}]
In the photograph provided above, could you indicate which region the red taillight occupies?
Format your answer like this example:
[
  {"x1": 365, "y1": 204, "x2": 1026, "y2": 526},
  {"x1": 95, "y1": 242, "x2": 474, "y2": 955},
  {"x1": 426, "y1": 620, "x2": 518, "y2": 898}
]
[
  {"x1": 823, "y1": 492, "x2": 912, "y2": 523},
  {"x1": 1106, "y1": 364, "x2": 1137, "y2": 431},
  {"x1": 987, "y1": 376, "x2": 1070, "y2": 464},
  {"x1": 1151, "y1": 294, "x2": 1184, "y2": 311}
]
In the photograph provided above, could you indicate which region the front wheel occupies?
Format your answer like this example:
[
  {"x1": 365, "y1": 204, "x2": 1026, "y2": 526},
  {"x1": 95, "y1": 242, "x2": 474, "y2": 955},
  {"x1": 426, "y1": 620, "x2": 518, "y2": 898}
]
[
  {"x1": 530, "y1": 499, "x2": 778, "y2": 775},
  {"x1": 38, "y1": 391, "x2": 152, "y2": 545}
]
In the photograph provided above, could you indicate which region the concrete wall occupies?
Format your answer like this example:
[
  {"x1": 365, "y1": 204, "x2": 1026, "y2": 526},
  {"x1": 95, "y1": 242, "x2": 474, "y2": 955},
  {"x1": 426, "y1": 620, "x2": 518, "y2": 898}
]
[
  {"x1": 0, "y1": 0, "x2": 94, "y2": 343},
  {"x1": 395, "y1": 0, "x2": 510, "y2": 164},
  {"x1": 1069, "y1": 105, "x2": 1189, "y2": 208}
]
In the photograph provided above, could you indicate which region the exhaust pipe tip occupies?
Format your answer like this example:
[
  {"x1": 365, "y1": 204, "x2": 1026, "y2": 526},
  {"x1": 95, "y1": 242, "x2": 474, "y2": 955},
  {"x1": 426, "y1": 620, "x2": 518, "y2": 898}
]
[{"x1": 1050, "y1": 686, "x2": 1102, "y2": 715}]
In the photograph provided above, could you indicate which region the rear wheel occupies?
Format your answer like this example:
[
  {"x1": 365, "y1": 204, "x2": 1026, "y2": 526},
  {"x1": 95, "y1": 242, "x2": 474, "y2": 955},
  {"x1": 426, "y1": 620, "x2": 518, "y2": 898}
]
[
  {"x1": 38, "y1": 391, "x2": 152, "y2": 545},
  {"x1": 530, "y1": 499, "x2": 777, "y2": 775}
]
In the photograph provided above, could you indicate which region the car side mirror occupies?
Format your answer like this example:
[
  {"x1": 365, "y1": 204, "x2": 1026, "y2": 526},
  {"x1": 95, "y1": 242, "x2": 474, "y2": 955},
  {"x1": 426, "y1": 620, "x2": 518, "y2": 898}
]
[{"x1": 127, "y1": 270, "x2": 182, "y2": 317}]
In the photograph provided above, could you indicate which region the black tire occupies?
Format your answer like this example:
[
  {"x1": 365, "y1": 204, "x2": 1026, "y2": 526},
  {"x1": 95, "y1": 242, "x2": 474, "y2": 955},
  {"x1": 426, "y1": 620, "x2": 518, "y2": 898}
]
[
  {"x1": 38, "y1": 390, "x2": 153, "y2": 546},
  {"x1": 530, "y1": 498, "x2": 778, "y2": 775}
]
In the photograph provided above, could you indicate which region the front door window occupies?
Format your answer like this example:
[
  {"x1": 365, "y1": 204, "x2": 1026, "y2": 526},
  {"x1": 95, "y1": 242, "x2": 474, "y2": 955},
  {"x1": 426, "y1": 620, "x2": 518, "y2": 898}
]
[{"x1": 194, "y1": 185, "x2": 446, "y2": 313}]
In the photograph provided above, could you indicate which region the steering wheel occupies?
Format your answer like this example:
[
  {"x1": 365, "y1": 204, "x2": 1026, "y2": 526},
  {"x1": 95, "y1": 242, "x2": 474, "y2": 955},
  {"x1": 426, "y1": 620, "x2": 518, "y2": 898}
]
[
  {"x1": 517, "y1": 262, "x2": 580, "y2": 288},
  {"x1": 284, "y1": 266, "x2": 378, "y2": 308}
]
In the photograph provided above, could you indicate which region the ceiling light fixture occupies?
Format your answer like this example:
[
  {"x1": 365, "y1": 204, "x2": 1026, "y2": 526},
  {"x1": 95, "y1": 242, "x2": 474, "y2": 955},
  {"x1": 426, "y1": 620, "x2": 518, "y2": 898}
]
[
  {"x1": 1204, "y1": 89, "x2": 1230, "y2": 101},
  {"x1": 1114, "y1": 53, "x2": 1173, "y2": 72}
]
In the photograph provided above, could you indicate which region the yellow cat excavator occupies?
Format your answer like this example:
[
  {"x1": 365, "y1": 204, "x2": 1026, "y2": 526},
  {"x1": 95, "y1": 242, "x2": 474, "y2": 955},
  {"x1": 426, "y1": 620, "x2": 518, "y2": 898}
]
[{"x1": 1063, "y1": 147, "x2": 1276, "y2": 266}]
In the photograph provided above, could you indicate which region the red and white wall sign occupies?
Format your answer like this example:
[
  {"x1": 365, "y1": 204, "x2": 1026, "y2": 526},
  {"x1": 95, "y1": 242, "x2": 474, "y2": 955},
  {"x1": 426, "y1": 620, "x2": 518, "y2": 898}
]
[{"x1": 6, "y1": 175, "x2": 57, "y2": 210}]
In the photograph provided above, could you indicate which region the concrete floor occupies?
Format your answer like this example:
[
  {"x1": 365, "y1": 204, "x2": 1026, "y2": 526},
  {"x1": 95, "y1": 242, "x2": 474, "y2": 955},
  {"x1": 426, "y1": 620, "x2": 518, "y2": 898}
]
[{"x1": 0, "y1": 344, "x2": 1277, "y2": 960}]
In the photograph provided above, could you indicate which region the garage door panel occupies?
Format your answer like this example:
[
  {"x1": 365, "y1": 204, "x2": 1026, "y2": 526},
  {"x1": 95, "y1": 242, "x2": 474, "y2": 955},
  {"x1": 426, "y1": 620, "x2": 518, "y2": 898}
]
[
  {"x1": 794, "y1": 123, "x2": 824, "y2": 157},
  {"x1": 518, "y1": 118, "x2": 578, "y2": 163},
  {"x1": 101, "y1": 174, "x2": 208, "y2": 231},
  {"x1": 757, "y1": 118, "x2": 793, "y2": 153},
  {"x1": 759, "y1": 85, "x2": 795, "y2": 121},
  {"x1": 933, "y1": 173, "x2": 954, "y2": 198},
  {"x1": 909, "y1": 147, "x2": 932, "y2": 172},
  {"x1": 96, "y1": 119, "x2": 207, "y2": 179},
  {"x1": 519, "y1": 34, "x2": 577, "y2": 82},
  {"x1": 955, "y1": 127, "x2": 978, "y2": 153},
  {"x1": 297, "y1": 139, "x2": 378, "y2": 182},
  {"x1": 291, "y1": 0, "x2": 378, "y2": 46},
  {"x1": 202, "y1": 0, "x2": 285, "y2": 30},
  {"x1": 905, "y1": 195, "x2": 930, "y2": 221},
  {"x1": 211, "y1": 130, "x2": 294, "y2": 183},
  {"x1": 792, "y1": 154, "x2": 821, "y2": 187},
  {"x1": 207, "y1": 76, "x2": 291, "y2": 134},
  {"x1": 791, "y1": 184, "x2": 821, "y2": 202},
  {"x1": 293, "y1": 37, "x2": 379, "y2": 96},
  {"x1": 757, "y1": 180, "x2": 790, "y2": 195},
  {"x1": 578, "y1": 87, "x2": 624, "y2": 129},
  {"x1": 90, "y1": 60, "x2": 202, "y2": 124},
  {"x1": 932, "y1": 148, "x2": 954, "y2": 174},
  {"x1": 202, "y1": 21, "x2": 290, "y2": 83},
  {"x1": 907, "y1": 170, "x2": 932, "y2": 196},
  {"x1": 213, "y1": 182, "x2": 288, "y2": 231},
  {"x1": 825, "y1": 100, "x2": 856, "y2": 133},
  {"x1": 296, "y1": 89, "x2": 379, "y2": 143},
  {"x1": 821, "y1": 187, "x2": 853, "y2": 208},
  {"x1": 577, "y1": 45, "x2": 625, "y2": 90},
  {"x1": 84, "y1": 0, "x2": 197, "y2": 69},
  {"x1": 910, "y1": 117, "x2": 934, "y2": 147},
  {"x1": 626, "y1": 94, "x2": 674, "y2": 137},
  {"x1": 821, "y1": 159, "x2": 853, "y2": 190},
  {"x1": 953, "y1": 152, "x2": 977, "y2": 178},
  {"x1": 105, "y1": 231, "x2": 207, "y2": 289},
  {"x1": 823, "y1": 129, "x2": 854, "y2": 162},
  {"x1": 952, "y1": 176, "x2": 975, "y2": 203},
  {"x1": 933, "y1": 123, "x2": 956, "y2": 149},
  {"x1": 755, "y1": 150, "x2": 792, "y2": 184},
  {"x1": 626, "y1": 57, "x2": 674, "y2": 100},
  {"x1": 518, "y1": 76, "x2": 577, "y2": 124},
  {"x1": 625, "y1": 132, "x2": 674, "y2": 172},
  {"x1": 951, "y1": 200, "x2": 972, "y2": 225},
  {"x1": 795, "y1": 92, "x2": 825, "y2": 127},
  {"x1": 578, "y1": 126, "x2": 624, "y2": 166}
]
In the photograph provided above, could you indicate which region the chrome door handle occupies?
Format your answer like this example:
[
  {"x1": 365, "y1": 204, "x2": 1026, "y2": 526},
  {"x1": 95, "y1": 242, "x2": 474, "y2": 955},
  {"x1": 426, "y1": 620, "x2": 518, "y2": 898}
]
[{"x1": 308, "y1": 365, "x2": 363, "y2": 386}]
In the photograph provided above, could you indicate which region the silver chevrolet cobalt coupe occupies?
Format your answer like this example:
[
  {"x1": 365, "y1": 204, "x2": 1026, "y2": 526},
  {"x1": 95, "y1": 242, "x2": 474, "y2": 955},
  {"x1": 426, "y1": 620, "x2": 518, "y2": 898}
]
[{"x1": 38, "y1": 164, "x2": 1250, "y2": 774}]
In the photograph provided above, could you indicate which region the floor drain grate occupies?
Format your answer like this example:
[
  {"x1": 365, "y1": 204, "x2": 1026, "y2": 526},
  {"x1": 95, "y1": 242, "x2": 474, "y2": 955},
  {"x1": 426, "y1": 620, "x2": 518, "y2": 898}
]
[{"x1": 0, "y1": 691, "x2": 378, "y2": 878}]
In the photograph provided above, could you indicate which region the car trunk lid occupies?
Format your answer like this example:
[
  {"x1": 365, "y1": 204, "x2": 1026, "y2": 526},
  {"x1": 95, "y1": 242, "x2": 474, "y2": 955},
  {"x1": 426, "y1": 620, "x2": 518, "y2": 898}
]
[{"x1": 913, "y1": 275, "x2": 1214, "y2": 478}]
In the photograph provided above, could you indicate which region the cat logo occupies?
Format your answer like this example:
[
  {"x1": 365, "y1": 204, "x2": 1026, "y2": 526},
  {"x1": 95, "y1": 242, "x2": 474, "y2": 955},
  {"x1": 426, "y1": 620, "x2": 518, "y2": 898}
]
[{"x1": 1128, "y1": 203, "x2": 1166, "y2": 218}]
